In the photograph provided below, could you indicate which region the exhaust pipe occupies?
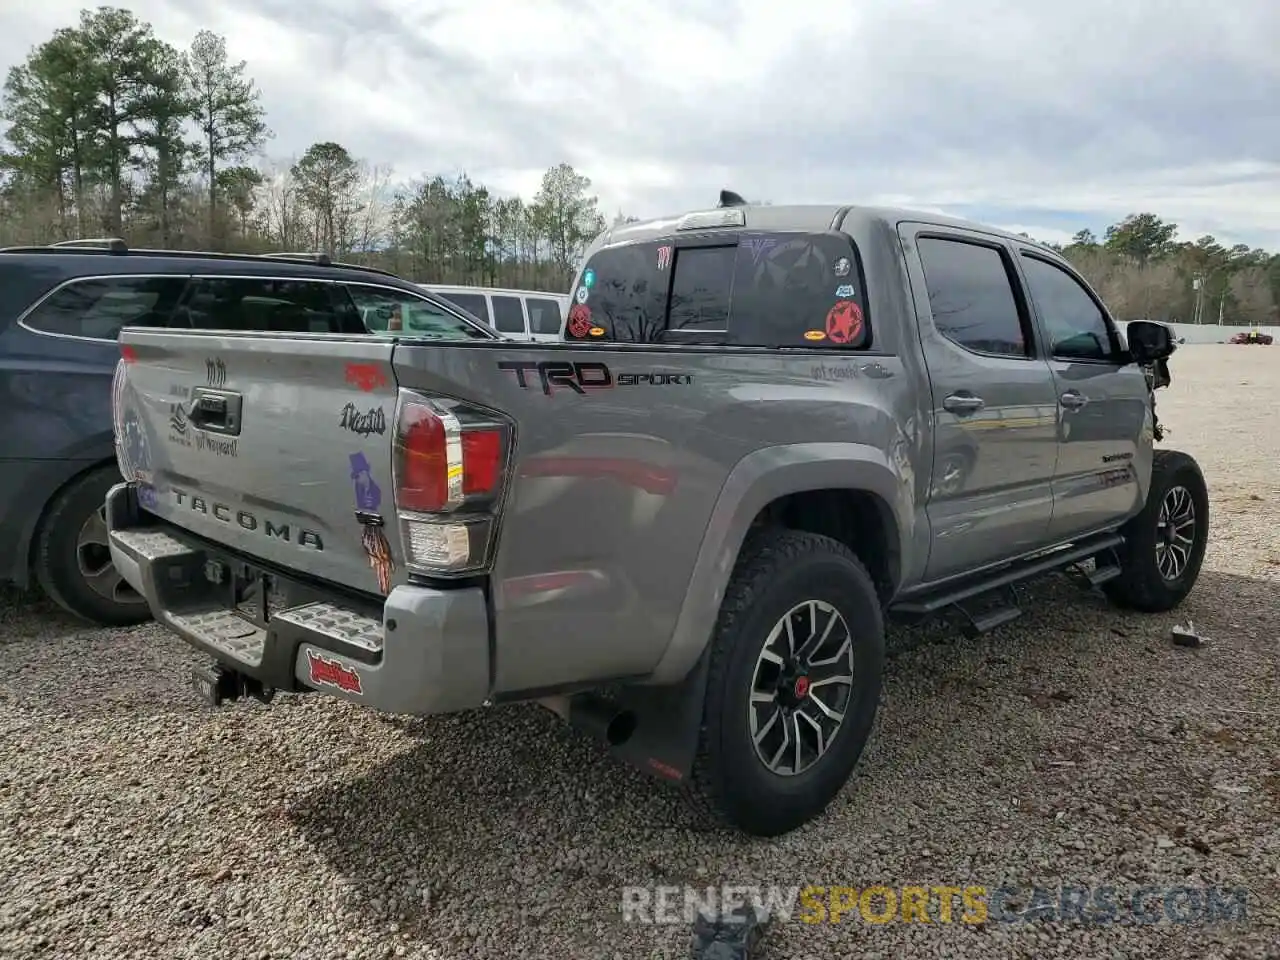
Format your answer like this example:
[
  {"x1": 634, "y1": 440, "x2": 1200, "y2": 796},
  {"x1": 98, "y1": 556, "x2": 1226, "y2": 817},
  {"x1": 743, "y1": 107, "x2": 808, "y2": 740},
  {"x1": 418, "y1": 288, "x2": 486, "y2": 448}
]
[{"x1": 538, "y1": 693, "x2": 636, "y2": 746}]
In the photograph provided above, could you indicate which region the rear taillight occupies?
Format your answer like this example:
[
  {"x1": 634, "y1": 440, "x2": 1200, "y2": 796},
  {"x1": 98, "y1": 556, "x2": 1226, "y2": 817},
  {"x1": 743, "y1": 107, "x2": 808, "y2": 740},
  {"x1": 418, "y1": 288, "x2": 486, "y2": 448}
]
[{"x1": 392, "y1": 391, "x2": 511, "y2": 576}]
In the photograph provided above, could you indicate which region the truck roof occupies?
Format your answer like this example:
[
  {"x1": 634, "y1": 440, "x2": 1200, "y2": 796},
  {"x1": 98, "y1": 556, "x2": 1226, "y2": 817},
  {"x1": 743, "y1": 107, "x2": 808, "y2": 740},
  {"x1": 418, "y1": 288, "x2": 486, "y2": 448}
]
[{"x1": 599, "y1": 202, "x2": 1056, "y2": 252}]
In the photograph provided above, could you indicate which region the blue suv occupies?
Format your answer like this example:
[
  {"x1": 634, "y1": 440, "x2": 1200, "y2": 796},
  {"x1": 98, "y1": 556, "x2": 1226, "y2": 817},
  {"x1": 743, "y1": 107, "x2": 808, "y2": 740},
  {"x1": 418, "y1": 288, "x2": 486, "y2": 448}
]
[{"x1": 0, "y1": 239, "x2": 495, "y2": 625}]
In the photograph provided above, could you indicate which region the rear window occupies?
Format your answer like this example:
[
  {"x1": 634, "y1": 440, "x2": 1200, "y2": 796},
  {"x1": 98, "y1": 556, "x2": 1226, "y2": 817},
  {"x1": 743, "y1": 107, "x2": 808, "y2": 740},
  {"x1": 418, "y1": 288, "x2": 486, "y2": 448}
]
[
  {"x1": 437, "y1": 292, "x2": 491, "y2": 324},
  {"x1": 177, "y1": 278, "x2": 366, "y2": 333},
  {"x1": 22, "y1": 276, "x2": 188, "y2": 339},
  {"x1": 566, "y1": 231, "x2": 870, "y2": 348}
]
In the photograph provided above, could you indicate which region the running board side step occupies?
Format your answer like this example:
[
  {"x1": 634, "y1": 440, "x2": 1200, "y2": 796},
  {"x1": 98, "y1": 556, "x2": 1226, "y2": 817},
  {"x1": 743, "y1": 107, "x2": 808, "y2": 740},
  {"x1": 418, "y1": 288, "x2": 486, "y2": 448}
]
[{"x1": 890, "y1": 533, "x2": 1125, "y2": 621}]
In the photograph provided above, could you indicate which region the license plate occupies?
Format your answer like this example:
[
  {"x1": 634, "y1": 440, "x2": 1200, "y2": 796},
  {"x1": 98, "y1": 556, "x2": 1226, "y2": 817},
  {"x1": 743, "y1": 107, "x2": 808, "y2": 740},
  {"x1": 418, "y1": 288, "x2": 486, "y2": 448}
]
[{"x1": 191, "y1": 665, "x2": 224, "y2": 707}]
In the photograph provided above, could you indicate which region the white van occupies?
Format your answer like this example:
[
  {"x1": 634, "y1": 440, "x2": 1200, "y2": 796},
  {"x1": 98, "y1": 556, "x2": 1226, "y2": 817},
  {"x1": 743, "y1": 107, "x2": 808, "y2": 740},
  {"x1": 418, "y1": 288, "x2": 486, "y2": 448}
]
[{"x1": 421, "y1": 284, "x2": 568, "y2": 342}]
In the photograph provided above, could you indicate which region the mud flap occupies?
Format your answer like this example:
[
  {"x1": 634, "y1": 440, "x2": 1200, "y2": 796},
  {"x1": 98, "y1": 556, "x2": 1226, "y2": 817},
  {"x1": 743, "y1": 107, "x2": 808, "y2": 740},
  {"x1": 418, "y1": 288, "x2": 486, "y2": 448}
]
[{"x1": 608, "y1": 648, "x2": 712, "y2": 784}]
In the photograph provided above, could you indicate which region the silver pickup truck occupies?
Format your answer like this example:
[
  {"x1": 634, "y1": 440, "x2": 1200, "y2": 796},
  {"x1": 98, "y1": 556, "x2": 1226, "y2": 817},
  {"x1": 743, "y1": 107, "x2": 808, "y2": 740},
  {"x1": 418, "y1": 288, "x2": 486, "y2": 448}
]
[{"x1": 105, "y1": 198, "x2": 1207, "y2": 836}]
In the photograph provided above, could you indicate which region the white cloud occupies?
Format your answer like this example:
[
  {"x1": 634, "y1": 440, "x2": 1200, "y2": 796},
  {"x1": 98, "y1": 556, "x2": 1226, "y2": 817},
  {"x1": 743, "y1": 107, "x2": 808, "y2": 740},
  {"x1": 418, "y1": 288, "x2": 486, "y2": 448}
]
[{"x1": 3, "y1": 0, "x2": 1278, "y2": 248}]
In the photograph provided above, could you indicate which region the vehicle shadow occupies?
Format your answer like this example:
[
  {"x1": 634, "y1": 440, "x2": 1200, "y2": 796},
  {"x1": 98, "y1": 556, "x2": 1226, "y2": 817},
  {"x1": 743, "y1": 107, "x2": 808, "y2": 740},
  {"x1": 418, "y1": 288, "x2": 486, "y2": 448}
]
[
  {"x1": 0, "y1": 583, "x2": 86, "y2": 635},
  {"x1": 285, "y1": 566, "x2": 1278, "y2": 951}
]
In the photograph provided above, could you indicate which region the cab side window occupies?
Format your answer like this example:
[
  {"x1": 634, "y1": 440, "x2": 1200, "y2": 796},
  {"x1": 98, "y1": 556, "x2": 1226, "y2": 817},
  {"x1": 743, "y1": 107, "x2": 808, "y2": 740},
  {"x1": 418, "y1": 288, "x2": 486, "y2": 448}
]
[
  {"x1": 1020, "y1": 254, "x2": 1119, "y2": 361},
  {"x1": 916, "y1": 237, "x2": 1030, "y2": 359}
]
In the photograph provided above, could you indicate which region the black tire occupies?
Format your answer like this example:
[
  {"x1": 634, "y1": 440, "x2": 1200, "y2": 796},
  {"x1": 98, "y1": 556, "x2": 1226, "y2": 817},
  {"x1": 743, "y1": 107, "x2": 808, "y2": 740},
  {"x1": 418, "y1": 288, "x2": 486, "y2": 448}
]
[
  {"x1": 682, "y1": 528, "x2": 885, "y2": 837},
  {"x1": 1103, "y1": 449, "x2": 1209, "y2": 613},
  {"x1": 33, "y1": 465, "x2": 152, "y2": 627}
]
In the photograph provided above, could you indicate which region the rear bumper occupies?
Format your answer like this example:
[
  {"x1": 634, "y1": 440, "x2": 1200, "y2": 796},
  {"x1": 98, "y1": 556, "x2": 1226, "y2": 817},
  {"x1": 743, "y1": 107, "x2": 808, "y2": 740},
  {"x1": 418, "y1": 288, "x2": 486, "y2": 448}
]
[{"x1": 104, "y1": 481, "x2": 491, "y2": 715}]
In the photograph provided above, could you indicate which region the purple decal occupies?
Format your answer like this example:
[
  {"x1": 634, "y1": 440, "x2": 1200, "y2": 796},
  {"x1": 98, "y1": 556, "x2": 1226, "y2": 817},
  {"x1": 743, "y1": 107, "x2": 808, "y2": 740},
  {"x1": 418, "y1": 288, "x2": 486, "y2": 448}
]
[
  {"x1": 349, "y1": 451, "x2": 382, "y2": 512},
  {"x1": 742, "y1": 238, "x2": 779, "y2": 264},
  {"x1": 137, "y1": 482, "x2": 158, "y2": 511}
]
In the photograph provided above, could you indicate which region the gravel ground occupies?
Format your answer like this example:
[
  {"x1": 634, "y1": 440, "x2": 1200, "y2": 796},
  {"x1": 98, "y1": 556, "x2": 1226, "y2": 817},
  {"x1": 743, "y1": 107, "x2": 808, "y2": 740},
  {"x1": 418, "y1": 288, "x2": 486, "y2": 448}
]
[{"x1": 2, "y1": 344, "x2": 1278, "y2": 960}]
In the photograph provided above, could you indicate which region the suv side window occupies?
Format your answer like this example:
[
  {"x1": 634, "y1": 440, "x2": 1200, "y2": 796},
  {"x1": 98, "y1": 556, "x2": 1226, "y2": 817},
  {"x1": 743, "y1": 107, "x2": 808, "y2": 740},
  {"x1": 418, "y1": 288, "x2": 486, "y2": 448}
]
[
  {"x1": 1020, "y1": 254, "x2": 1118, "y2": 361},
  {"x1": 490, "y1": 295, "x2": 527, "y2": 335},
  {"x1": 437, "y1": 292, "x2": 492, "y2": 325},
  {"x1": 346, "y1": 284, "x2": 491, "y2": 339},
  {"x1": 525, "y1": 297, "x2": 563, "y2": 335},
  {"x1": 916, "y1": 237, "x2": 1029, "y2": 358},
  {"x1": 176, "y1": 277, "x2": 364, "y2": 333},
  {"x1": 21, "y1": 276, "x2": 188, "y2": 339}
]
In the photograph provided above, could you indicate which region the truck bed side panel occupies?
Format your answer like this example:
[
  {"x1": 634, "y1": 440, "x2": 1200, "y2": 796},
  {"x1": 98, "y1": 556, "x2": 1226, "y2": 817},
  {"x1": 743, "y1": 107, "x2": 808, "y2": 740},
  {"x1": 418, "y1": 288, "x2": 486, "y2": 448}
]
[{"x1": 392, "y1": 342, "x2": 916, "y2": 694}]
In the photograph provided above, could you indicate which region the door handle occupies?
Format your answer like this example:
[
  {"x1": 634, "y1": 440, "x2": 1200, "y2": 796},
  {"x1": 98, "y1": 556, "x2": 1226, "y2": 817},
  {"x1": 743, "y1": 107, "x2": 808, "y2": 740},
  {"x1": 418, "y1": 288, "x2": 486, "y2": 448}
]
[
  {"x1": 187, "y1": 387, "x2": 243, "y2": 435},
  {"x1": 1059, "y1": 391, "x2": 1089, "y2": 410},
  {"x1": 943, "y1": 393, "x2": 985, "y2": 415}
]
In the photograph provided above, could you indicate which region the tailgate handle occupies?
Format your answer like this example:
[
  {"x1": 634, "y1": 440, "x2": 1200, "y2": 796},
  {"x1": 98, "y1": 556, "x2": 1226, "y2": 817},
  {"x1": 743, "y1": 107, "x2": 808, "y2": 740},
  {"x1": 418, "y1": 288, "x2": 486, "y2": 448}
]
[{"x1": 188, "y1": 387, "x2": 243, "y2": 436}]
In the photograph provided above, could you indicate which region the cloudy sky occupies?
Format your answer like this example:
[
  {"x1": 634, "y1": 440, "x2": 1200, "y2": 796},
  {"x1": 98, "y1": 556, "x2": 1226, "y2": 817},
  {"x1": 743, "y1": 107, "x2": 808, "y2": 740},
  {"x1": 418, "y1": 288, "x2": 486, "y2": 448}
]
[{"x1": 4, "y1": 0, "x2": 1279, "y2": 249}]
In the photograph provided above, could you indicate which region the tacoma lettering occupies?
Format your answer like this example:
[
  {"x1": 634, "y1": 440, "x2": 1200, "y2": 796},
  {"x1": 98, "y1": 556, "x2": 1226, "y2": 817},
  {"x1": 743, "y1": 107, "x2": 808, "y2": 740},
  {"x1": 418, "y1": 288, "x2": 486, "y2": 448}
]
[{"x1": 171, "y1": 489, "x2": 323, "y2": 549}]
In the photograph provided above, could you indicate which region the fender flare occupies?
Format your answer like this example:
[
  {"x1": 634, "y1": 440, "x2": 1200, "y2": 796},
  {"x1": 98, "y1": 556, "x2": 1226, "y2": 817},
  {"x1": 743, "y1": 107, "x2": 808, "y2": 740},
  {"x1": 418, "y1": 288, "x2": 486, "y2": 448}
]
[{"x1": 646, "y1": 442, "x2": 913, "y2": 684}]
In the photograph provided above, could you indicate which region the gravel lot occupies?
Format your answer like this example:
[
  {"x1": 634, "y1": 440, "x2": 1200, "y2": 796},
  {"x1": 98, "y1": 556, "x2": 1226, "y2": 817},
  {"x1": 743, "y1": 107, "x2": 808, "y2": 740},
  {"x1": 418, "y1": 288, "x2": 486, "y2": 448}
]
[{"x1": 2, "y1": 344, "x2": 1278, "y2": 960}]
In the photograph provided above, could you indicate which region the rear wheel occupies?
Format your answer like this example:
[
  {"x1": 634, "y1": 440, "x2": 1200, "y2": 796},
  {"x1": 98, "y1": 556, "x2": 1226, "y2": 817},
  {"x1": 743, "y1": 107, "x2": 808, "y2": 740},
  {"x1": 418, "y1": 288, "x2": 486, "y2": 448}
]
[
  {"x1": 1103, "y1": 450, "x2": 1209, "y2": 613},
  {"x1": 34, "y1": 466, "x2": 151, "y2": 627},
  {"x1": 683, "y1": 528, "x2": 884, "y2": 836}
]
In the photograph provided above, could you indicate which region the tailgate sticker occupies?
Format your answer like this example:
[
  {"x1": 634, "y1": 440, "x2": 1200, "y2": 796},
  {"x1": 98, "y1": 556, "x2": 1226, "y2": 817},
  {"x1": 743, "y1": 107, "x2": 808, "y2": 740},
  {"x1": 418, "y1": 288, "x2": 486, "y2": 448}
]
[
  {"x1": 121, "y1": 406, "x2": 154, "y2": 484},
  {"x1": 349, "y1": 453, "x2": 396, "y2": 594},
  {"x1": 205, "y1": 357, "x2": 227, "y2": 388},
  {"x1": 345, "y1": 363, "x2": 388, "y2": 392},
  {"x1": 306, "y1": 650, "x2": 363, "y2": 694},
  {"x1": 339, "y1": 403, "x2": 387, "y2": 437}
]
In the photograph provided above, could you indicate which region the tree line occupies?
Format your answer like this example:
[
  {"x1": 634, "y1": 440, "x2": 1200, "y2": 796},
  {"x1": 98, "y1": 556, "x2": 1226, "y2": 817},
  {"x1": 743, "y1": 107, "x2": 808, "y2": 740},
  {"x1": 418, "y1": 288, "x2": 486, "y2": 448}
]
[{"x1": 2, "y1": 7, "x2": 1278, "y2": 320}]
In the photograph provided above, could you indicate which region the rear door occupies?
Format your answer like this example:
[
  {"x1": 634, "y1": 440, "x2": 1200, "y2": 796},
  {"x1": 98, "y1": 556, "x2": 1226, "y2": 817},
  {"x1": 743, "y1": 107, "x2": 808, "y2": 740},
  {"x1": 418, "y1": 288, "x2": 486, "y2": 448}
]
[
  {"x1": 1012, "y1": 248, "x2": 1150, "y2": 540},
  {"x1": 899, "y1": 224, "x2": 1060, "y2": 581}
]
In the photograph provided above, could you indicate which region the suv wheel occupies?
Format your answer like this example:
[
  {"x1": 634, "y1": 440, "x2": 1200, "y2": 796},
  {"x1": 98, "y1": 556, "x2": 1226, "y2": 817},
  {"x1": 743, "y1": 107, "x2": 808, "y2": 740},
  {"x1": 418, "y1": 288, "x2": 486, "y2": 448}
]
[
  {"x1": 1103, "y1": 450, "x2": 1209, "y2": 613},
  {"x1": 683, "y1": 528, "x2": 884, "y2": 836},
  {"x1": 34, "y1": 466, "x2": 152, "y2": 627}
]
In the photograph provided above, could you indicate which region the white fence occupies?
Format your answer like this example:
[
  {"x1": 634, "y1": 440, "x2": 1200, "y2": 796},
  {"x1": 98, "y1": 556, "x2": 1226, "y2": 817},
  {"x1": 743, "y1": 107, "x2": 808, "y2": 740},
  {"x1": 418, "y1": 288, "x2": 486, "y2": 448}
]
[{"x1": 1161, "y1": 323, "x2": 1280, "y2": 344}]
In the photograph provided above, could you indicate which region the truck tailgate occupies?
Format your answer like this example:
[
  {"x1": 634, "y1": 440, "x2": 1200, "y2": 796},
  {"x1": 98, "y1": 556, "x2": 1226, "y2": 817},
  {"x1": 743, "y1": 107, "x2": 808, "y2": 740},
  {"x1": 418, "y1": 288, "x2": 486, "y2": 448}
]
[{"x1": 114, "y1": 329, "x2": 401, "y2": 596}]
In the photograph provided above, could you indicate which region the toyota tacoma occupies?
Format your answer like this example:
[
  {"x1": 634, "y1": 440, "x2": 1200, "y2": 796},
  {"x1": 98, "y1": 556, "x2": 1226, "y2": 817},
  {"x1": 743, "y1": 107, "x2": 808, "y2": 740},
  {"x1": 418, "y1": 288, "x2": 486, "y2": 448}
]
[{"x1": 105, "y1": 196, "x2": 1208, "y2": 836}]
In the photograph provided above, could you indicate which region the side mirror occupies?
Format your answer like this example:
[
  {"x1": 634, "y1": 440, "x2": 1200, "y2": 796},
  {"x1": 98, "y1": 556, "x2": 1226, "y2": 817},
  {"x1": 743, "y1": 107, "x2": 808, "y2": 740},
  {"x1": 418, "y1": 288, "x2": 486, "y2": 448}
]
[{"x1": 1126, "y1": 320, "x2": 1176, "y2": 364}]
